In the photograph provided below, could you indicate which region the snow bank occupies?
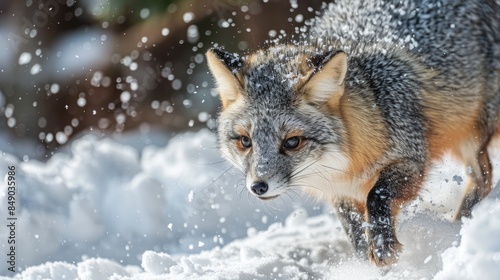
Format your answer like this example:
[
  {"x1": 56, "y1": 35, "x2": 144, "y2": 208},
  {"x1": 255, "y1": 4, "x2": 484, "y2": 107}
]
[
  {"x1": 1, "y1": 129, "x2": 500, "y2": 279},
  {"x1": 0, "y1": 130, "x2": 316, "y2": 276},
  {"x1": 436, "y1": 197, "x2": 500, "y2": 280}
]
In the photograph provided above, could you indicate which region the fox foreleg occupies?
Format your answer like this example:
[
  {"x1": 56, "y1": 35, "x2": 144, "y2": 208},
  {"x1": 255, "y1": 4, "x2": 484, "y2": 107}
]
[
  {"x1": 366, "y1": 161, "x2": 423, "y2": 266},
  {"x1": 335, "y1": 199, "x2": 368, "y2": 259}
]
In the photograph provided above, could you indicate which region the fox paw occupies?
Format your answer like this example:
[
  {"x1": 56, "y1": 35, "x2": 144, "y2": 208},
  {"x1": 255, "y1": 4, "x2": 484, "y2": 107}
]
[{"x1": 368, "y1": 238, "x2": 402, "y2": 267}]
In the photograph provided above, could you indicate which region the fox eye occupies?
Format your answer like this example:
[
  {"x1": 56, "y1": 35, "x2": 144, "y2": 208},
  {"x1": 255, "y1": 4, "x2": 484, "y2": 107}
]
[
  {"x1": 241, "y1": 136, "x2": 252, "y2": 148},
  {"x1": 283, "y1": 136, "x2": 301, "y2": 150}
]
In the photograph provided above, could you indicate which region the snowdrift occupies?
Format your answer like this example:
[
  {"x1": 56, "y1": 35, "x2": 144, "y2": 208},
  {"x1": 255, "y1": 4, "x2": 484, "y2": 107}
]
[{"x1": 1, "y1": 130, "x2": 500, "y2": 279}]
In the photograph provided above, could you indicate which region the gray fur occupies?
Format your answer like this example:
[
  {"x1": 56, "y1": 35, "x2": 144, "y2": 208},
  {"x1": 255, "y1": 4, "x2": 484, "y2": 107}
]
[
  {"x1": 217, "y1": 49, "x2": 346, "y2": 190},
  {"x1": 310, "y1": 0, "x2": 500, "y2": 132}
]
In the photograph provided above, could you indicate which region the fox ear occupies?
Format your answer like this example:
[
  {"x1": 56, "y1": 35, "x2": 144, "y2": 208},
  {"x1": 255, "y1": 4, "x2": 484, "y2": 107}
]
[
  {"x1": 303, "y1": 50, "x2": 347, "y2": 107},
  {"x1": 206, "y1": 48, "x2": 244, "y2": 109}
]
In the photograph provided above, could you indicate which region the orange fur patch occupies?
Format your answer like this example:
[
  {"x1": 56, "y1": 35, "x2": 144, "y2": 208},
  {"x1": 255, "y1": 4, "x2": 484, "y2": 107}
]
[
  {"x1": 422, "y1": 89, "x2": 483, "y2": 160},
  {"x1": 338, "y1": 94, "x2": 388, "y2": 177}
]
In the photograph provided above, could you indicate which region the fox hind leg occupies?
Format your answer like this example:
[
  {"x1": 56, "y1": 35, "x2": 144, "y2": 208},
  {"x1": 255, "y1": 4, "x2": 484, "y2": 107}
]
[{"x1": 455, "y1": 137, "x2": 493, "y2": 220}]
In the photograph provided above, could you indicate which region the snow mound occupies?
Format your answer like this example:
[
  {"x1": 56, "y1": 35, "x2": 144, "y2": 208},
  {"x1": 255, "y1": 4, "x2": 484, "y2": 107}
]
[
  {"x1": 0, "y1": 130, "x2": 316, "y2": 276},
  {"x1": 436, "y1": 198, "x2": 500, "y2": 280},
  {"x1": 6, "y1": 197, "x2": 500, "y2": 279},
  {"x1": 1, "y1": 129, "x2": 500, "y2": 279}
]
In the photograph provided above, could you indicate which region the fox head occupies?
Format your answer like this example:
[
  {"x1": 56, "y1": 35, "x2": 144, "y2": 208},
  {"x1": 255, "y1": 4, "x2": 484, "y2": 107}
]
[{"x1": 206, "y1": 45, "x2": 349, "y2": 200}]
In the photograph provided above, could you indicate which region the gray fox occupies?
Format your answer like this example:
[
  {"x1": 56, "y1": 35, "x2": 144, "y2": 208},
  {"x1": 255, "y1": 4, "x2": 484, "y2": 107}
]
[{"x1": 206, "y1": 0, "x2": 500, "y2": 266}]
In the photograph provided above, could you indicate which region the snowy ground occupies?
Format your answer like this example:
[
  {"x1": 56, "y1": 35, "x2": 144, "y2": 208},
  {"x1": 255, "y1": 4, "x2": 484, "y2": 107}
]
[{"x1": 1, "y1": 129, "x2": 500, "y2": 280}]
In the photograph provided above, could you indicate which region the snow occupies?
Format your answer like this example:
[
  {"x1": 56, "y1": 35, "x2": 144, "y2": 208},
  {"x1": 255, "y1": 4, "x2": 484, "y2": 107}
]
[
  {"x1": 1, "y1": 130, "x2": 500, "y2": 279},
  {"x1": 47, "y1": 28, "x2": 113, "y2": 80},
  {"x1": 436, "y1": 199, "x2": 500, "y2": 280}
]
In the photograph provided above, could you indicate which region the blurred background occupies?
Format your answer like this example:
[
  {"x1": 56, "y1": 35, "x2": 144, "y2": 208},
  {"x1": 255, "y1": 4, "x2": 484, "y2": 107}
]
[{"x1": 0, "y1": 0, "x2": 324, "y2": 160}]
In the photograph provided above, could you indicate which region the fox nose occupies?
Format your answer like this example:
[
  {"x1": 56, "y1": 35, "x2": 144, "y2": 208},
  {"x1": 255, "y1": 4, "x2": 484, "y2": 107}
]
[{"x1": 251, "y1": 181, "x2": 268, "y2": 195}]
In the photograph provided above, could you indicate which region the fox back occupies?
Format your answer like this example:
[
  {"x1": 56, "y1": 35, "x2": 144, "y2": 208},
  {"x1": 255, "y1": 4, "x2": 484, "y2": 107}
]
[{"x1": 207, "y1": 0, "x2": 500, "y2": 267}]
